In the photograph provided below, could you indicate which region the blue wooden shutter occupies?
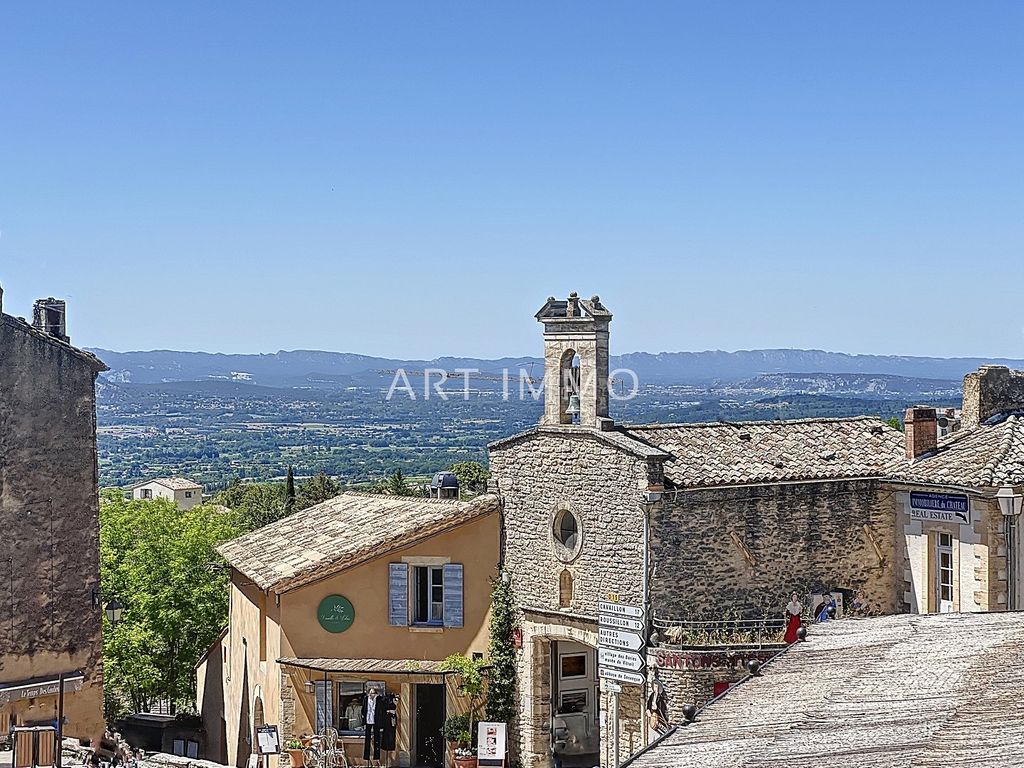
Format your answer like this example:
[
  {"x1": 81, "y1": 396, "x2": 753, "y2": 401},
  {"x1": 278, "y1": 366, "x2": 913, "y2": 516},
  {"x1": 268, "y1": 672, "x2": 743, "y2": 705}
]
[
  {"x1": 389, "y1": 563, "x2": 409, "y2": 626},
  {"x1": 443, "y1": 564, "x2": 464, "y2": 627},
  {"x1": 314, "y1": 680, "x2": 333, "y2": 733}
]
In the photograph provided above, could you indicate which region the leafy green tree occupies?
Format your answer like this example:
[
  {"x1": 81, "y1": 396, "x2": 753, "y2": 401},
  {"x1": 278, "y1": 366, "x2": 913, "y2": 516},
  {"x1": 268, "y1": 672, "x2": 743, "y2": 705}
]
[
  {"x1": 485, "y1": 576, "x2": 517, "y2": 723},
  {"x1": 885, "y1": 416, "x2": 904, "y2": 432},
  {"x1": 297, "y1": 471, "x2": 342, "y2": 509},
  {"x1": 448, "y1": 461, "x2": 490, "y2": 496},
  {"x1": 212, "y1": 481, "x2": 288, "y2": 532},
  {"x1": 100, "y1": 496, "x2": 240, "y2": 714}
]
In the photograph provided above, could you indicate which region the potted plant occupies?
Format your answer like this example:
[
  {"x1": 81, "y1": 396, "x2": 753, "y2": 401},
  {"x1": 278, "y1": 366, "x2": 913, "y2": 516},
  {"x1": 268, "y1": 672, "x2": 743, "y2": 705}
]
[
  {"x1": 453, "y1": 730, "x2": 477, "y2": 768},
  {"x1": 443, "y1": 713, "x2": 471, "y2": 764},
  {"x1": 285, "y1": 740, "x2": 305, "y2": 768}
]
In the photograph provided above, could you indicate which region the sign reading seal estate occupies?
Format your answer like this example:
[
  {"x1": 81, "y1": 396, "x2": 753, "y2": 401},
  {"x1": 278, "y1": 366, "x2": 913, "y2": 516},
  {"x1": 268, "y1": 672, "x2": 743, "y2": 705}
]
[{"x1": 910, "y1": 492, "x2": 971, "y2": 525}]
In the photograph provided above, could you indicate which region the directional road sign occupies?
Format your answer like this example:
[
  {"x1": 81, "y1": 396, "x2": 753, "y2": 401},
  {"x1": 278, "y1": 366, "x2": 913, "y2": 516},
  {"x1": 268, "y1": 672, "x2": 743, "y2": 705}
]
[
  {"x1": 598, "y1": 627, "x2": 644, "y2": 652},
  {"x1": 599, "y1": 667, "x2": 645, "y2": 686},
  {"x1": 598, "y1": 614, "x2": 644, "y2": 632},
  {"x1": 599, "y1": 648, "x2": 645, "y2": 672},
  {"x1": 598, "y1": 600, "x2": 645, "y2": 619}
]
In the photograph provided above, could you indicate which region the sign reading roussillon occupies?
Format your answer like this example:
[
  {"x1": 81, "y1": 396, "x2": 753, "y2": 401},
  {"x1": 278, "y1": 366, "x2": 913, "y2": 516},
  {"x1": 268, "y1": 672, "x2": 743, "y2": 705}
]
[{"x1": 317, "y1": 594, "x2": 355, "y2": 633}]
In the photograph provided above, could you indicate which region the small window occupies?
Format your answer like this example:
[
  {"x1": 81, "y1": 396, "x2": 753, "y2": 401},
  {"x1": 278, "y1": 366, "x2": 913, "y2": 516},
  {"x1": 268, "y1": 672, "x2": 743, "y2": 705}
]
[
  {"x1": 185, "y1": 491, "x2": 193, "y2": 499},
  {"x1": 172, "y1": 740, "x2": 185, "y2": 757},
  {"x1": 414, "y1": 566, "x2": 444, "y2": 625},
  {"x1": 552, "y1": 507, "x2": 583, "y2": 562},
  {"x1": 186, "y1": 742, "x2": 199, "y2": 759},
  {"x1": 560, "y1": 653, "x2": 587, "y2": 679},
  {"x1": 338, "y1": 681, "x2": 366, "y2": 733},
  {"x1": 558, "y1": 689, "x2": 587, "y2": 714},
  {"x1": 141, "y1": 489, "x2": 152, "y2": 500},
  {"x1": 559, "y1": 569, "x2": 573, "y2": 608}
]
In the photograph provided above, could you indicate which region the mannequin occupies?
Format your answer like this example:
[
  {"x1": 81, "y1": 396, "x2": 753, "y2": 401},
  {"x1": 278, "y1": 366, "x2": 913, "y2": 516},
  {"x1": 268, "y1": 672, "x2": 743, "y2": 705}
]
[
  {"x1": 362, "y1": 687, "x2": 384, "y2": 765},
  {"x1": 381, "y1": 693, "x2": 398, "y2": 758}
]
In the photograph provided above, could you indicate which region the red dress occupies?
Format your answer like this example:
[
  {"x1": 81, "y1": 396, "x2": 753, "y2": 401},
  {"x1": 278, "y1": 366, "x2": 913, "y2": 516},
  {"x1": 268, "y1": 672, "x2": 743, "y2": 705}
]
[{"x1": 783, "y1": 608, "x2": 802, "y2": 644}]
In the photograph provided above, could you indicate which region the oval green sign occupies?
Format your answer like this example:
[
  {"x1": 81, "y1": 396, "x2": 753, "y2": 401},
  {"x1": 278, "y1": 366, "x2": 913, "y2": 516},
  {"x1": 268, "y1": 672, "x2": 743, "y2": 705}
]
[{"x1": 317, "y1": 594, "x2": 355, "y2": 633}]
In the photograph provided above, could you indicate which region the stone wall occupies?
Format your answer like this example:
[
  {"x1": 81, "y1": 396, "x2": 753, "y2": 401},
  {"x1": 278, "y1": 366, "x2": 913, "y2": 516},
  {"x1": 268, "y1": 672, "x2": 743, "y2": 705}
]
[
  {"x1": 649, "y1": 480, "x2": 899, "y2": 619},
  {"x1": 649, "y1": 647, "x2": 783, "y2": 721},
  {"x1": 962, "y1": 365, "x2": 1024, "y2": 429},
  {"x1": 0, "y1": 316, "x2": 105, "y2": 741},
  {"x1": 490, "y1": 430, "x2": 650, "y2": 615}
]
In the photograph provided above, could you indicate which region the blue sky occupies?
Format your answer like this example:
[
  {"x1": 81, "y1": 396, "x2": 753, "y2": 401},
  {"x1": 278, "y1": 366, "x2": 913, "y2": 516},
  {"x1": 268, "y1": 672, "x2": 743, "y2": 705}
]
[{"x1": 1, "y1": 3, "x2": 1021, "y2": 359}]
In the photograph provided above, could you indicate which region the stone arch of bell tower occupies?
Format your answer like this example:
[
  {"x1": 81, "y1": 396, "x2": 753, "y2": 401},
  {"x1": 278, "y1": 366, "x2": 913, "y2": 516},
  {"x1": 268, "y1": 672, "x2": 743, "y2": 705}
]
[{"x1": 535, "y1": 292, "x2": 612, "y2": 428}]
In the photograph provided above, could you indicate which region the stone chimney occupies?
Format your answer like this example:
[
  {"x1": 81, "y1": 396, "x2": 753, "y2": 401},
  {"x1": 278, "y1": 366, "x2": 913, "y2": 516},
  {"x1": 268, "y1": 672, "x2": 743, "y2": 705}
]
[
  {"x1": 904, "y1": 407, "x2": 938, "y2": 460},
  {"x1": 32, "y1": 297, "x2": 69, "y2": 343},
  {"x1": 962, "y1": 365, "x2": 1024, "y2": 429}
]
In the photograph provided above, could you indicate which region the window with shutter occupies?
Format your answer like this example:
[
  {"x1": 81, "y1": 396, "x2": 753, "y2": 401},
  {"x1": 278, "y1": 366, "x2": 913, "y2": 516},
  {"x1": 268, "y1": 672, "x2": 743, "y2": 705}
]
[
  {"x1": 443, "y1": 564, "x2": 464, "y2": 628},
  {"x1": 389, "y1": 563, "x2": 409, "y2": 626},
  {"x1": 314, "y1": 680, "x2": 334, "y2": 732}
]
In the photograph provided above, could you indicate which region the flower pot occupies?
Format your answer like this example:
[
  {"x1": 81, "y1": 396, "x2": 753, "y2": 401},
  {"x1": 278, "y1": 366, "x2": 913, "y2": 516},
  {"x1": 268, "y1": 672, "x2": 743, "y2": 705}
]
[
  {"x1": 287, "y1": 749, "x2": 305, "y2": 768},
  {"x1": 453, "y1": 756, "x2": 478, "y2": 768}
]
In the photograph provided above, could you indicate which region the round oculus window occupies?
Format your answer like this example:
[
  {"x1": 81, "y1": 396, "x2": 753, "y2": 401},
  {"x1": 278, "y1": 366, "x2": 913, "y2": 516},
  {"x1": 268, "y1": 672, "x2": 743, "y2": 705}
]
[{"x1": 552, "y1": 508, "x2": 582, "y2": 562}]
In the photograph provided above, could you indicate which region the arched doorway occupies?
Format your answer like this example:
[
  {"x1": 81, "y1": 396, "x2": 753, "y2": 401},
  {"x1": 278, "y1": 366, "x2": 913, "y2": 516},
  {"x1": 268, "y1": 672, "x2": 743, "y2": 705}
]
[{"x1": 534, "y1": 636, "x2": 599, "y2": 767}]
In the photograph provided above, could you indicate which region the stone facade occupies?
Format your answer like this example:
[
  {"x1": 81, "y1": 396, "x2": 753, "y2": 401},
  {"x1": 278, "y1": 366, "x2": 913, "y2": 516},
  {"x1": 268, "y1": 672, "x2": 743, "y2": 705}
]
[
  {"x1": 489, "y1": 428, "x2": 653, "y2": 768},
  {"x1": 962, "y1": 364, "x2": 1024, "y2": 429},
  {"x1": 650, "y1": 480, "x2": 899, "y2": 619},
  {"x1": 0, "y1": 301, "x2": 107, "y2": 743}
]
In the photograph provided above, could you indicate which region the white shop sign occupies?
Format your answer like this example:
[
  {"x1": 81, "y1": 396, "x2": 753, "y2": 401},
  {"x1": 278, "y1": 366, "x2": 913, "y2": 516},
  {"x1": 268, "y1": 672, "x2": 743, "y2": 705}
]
[{"x1": 910, "y1": 491, "x2": 971, "y2": 525}]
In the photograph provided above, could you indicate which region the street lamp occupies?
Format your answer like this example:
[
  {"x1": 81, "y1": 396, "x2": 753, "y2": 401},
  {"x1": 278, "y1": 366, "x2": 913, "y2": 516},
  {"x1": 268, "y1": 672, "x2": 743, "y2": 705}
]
[
  {"x1": 104, "y1": 598, "x2": 124, "y2": 626},
  {"x1": 996, "y1": 486, "x2": 1023, "y2": 610},
  {"x1": 997, "y1": 486, "x2": 1024, "y2": 517}
]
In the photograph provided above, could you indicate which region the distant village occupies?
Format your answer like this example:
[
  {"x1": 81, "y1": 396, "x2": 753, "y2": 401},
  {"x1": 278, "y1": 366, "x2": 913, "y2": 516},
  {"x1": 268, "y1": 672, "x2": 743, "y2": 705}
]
[{"x1": 4, "y1": 285, "x2": 1024, "y2": 768}]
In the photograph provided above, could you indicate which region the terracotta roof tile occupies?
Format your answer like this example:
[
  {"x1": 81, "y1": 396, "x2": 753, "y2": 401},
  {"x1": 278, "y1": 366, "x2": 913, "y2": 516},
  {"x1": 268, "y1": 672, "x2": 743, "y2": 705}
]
[
  {"x1": 888, "y1": 411, "x2": 1024, "y2": 488},
  {"x1": 623, "y1": 417, "x2": 903, "y2": 488},
  {"x1": 217, "y1": 492, "x2": 499, "y2": 592}
]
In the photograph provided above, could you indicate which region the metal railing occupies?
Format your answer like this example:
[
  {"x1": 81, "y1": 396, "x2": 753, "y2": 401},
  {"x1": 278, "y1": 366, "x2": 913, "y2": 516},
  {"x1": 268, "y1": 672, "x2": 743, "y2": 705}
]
[{"x1": 652, "y1": 615, "x2": 786, "y2": 649}]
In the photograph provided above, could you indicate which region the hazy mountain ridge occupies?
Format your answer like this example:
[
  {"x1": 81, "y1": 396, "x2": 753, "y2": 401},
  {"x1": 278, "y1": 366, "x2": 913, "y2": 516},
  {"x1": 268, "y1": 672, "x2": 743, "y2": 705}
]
[{"x1": 88, "y1": 347, "x2": 1024, "y2": 388}]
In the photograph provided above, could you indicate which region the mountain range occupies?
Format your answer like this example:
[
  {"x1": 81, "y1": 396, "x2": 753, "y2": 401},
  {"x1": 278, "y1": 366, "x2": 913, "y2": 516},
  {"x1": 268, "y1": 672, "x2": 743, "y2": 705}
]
[{"x1": 88, "y1": 347, "x2": 1024, "y2": 388}]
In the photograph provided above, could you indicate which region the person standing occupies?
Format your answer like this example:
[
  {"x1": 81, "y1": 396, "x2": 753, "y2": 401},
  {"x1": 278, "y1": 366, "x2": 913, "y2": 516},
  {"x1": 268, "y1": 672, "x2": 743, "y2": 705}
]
[
  {"x1": 362, "y1": 687, "x2": 384, "y2": 766},
  {"x1": 783, "y1": 593, "x2": 802, "y2": 644}
]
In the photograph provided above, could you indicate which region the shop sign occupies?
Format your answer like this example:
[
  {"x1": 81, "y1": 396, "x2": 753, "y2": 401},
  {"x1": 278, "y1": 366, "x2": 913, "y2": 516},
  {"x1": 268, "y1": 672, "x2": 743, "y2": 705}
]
[
  {"x1": 255, "y1": 725, "x2": 280, "y2": 755},
  {"x1": 477, "y1": 722, "x2": 506, "y2": 767},
  {"x1": 910, "y1": 492, "x2": 970, "y2": 525},
  {"x1": 0, "y1": 673, "x2": 84, "y2": 706},
  {"x1": 317, "y1": 594, "x2": 355, "y2": 633}
]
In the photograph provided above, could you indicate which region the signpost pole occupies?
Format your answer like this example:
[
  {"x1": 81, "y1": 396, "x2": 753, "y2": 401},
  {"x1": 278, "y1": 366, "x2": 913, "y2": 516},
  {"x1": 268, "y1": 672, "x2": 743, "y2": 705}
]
[
  {"x1": 55, "y1": 673, "x2": 64, "y2": 768},
  {"x1": 611, "y1": 690, "x2": 619, "y2": 767}
]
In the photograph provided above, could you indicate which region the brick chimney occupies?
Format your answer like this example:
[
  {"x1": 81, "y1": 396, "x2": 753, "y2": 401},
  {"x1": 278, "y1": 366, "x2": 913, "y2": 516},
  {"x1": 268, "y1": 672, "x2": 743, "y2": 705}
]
[
  {"x1": 904, "y1": 407, "x2": 938, "y2": 460},
  {"x1": 32, "y1": 297, "x2": 69, "y2": 343},
  {"x1": 962, "y1": 365, "x2": 1024, "y2": 429}
]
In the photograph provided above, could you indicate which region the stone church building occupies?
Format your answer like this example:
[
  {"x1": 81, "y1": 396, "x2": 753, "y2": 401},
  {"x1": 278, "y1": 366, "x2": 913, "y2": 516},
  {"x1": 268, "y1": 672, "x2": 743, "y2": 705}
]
[{"x1": 488, "y1": 294, "x2": 906, "y2": 768}]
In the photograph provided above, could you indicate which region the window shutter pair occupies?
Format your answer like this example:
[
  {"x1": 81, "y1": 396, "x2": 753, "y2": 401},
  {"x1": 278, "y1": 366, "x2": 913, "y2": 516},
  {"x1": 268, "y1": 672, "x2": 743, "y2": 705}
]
[{"x1": 388, "y1": 563, "x2": 463, "y2": 627}]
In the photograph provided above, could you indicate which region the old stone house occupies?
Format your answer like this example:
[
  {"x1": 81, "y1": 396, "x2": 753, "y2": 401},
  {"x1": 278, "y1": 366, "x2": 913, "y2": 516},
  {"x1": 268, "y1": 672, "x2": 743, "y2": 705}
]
[
  {"x1": 0, "y1": 291, "x2": 108, "y2": 744},
  {"x1": 487, "y1": 294, "x2": 906, "y2": 768},
  {"x1": 199, "y1": 492, "x2": 500, "y2": 768}
]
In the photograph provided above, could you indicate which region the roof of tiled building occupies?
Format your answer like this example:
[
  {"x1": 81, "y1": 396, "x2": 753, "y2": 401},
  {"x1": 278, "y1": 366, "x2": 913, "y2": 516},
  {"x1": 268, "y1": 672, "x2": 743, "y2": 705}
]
[
  {"x1": 489, "y1": 424, "x2": 670, "y2": 460},
  {"x1": 217, "y1": 492, "x2": 500, "y2": 593},
  {"x1": 622, "y1": 416, "x2": 904, "y2": 488},
  {"x1": 131, "y1": 476, "x2": 203, "y2": 491},
  {"x1": 888, "y1": 410, "x2": 1024, "y2": 488},
  {"x1": 629, "y1": 612, "x2": 1024, "y2": 768}
]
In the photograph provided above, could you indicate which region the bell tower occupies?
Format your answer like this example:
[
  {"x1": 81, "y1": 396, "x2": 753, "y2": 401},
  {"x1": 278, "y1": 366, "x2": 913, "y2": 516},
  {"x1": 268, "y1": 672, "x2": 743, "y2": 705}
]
[{"x1": 536, "y1": 292, "x2": 612, "y2": 428}]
